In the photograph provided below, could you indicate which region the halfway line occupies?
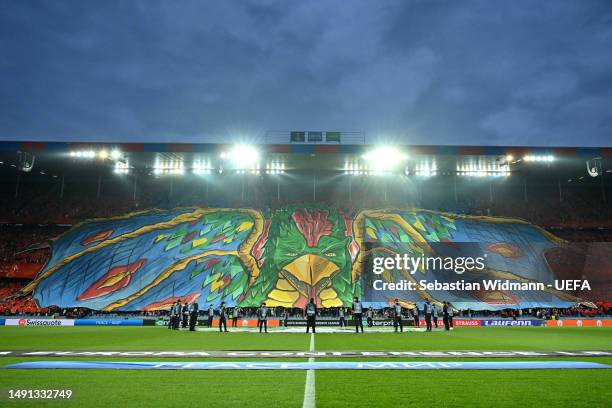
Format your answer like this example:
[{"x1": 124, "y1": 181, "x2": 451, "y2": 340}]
[{"x1": 302, "y1": 333, "x2": 316, "y2": 408}]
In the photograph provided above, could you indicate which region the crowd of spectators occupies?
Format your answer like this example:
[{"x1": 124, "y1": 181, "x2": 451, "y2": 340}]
[{"x1": 1, "y1": 175, "x2": 610, "y2": 227}]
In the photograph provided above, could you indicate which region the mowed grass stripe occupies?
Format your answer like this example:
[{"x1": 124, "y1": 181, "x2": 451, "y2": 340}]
[
  {"x1": 315, "y1": 368, "x2": 612, "y2": 408},
  {"x1": 0, "y1": 368, "x2": 306, "y2": 408},
  {"x1": 0, "y1": 358, "x2": 610, "y2": 408},
  {"x1": 1, "y1": 327, "x2": 610, "y2": 352},
  {"x1": 0, "y1": 327, "x2": 311, "y2": 350},
  {"x1": 312, "y1": 327, "x2": 612, "y2": 351}
]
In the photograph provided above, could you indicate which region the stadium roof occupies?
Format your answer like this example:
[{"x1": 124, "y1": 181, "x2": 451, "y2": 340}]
[
  {"x1": 1, "y1": 140, "x2": 611, "y2": 156},
  {"x1": 0, "y1": 139, "x2": 610, "y2": 182}
]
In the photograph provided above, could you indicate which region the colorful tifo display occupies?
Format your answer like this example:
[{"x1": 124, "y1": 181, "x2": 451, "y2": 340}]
[{"x1": 22, "y1": 204, "x2": 577, "y2": 311}]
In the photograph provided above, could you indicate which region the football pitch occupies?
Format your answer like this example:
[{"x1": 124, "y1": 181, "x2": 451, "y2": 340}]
[{"x1": 0, "y1": 326, "x2": 611, "y2": 407}]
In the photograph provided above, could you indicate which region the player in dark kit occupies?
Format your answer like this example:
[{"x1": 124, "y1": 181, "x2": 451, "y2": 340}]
[
  {"x1": 305, "y1": 298, "x2": 317, "y2": 333},
  {"x1": 189, "y1": 302, "x2": 199, "y2": 331},
  {"x1": 393, "y1": 299, "x2": 403, "y2": 333},
  {"x1": 257, "y1": 303, "x2": 269, "y2": 333},
  {"x1": 219, "y1": 302, "x2": 228, "y2": 332},
  {"x1": 423, "y1": 300, "x2": 433, "y2": 332},
  {"x1": 352, "y1": 297, "x2": 364, "y2": 333}
]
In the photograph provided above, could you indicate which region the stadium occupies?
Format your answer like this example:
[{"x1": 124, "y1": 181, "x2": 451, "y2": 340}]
[{"x1": 0, "y1": 136, "x2": 611, "y2": 407}]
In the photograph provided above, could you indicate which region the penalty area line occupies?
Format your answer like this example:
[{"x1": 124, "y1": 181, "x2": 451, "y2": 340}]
[{"x1": 302, "y1": 333, "x2": 315, "y2": 408}]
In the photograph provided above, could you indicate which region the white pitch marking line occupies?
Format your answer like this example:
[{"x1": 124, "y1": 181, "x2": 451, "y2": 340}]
[{"x1": 302, "y1": 333, "x2": 316, "y2": 408}]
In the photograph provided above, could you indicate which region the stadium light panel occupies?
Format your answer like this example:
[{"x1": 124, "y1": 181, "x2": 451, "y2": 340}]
[
  {"x1": 114, "y1": 161, "x2": 130, "y2": 175},
  {"x1": 225, "y1": 144, "x2": 259, "y2": 169},
  {"x1": 362, "y1": 147, "x2": 408, "y2": 171},
  {"x1": 524, "y1": 155, "x2": 555, "y2": 163}
]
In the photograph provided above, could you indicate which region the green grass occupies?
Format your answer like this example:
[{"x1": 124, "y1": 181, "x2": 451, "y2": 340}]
[
  {"x1": 0, "y1": 326, "x2": 311, "y2": 350},
  {"x1": 0, "y1": 326, "x2": 611, "y2": 407},
  {"x1": 1, "y1": 326, "x2": 610, "y2": 351},
  {"x1": 316, "y1": 368, "x2": 611, "y2": 408},
  {"x1": 314, "y1": 327, "x2": 612, "y2": 350},
  {"x1": 0, "y1": 366, "x2": 307, "y2": 407}
]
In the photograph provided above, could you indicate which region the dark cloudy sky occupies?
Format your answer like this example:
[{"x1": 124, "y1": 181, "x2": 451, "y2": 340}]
[{"x1": 1, "y1": 0, "x2": 611, "y2": 146}]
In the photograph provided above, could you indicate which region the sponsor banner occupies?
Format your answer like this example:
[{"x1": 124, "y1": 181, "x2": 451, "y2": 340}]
[
  {"x1": 0, "y1": 350, "x2": 610, "y2": 358},
  {"x1": 74, "y1": 319, "x2": 143, "y2": 326},
  {"x1": 285, "y1": 319, "x2": 412, "y2": 327},
  {"x1": 452, "y1": 320, "x2": 481, "y2": 326},
  {"x1": 203, "y1": 319, "x2": 280, "y2": 328},
  {"x1": 4, "y1": 319, "x2": 74, "y2": 327},
  {"x1": 285, "y1": 319, "x2": 348, "y2": 327},
  {"x1": 0, "y1": 319, "x2": 4, "y2": 326},
  {"x1": 4, "y1": 361, "x2": 610, "y2": 370},
  {"x1": 547, "y1": 319, "x2": 612, "y2": 327},
  {"x1": 480, "y1": 319, "x2": 544, "y2": 327}
]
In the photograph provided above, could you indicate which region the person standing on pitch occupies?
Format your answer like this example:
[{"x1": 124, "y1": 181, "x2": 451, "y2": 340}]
[
  {"x1": 219, "y1": 302, "x2": 228, "y2": 332},
  {"x1": 232, "y1": 307, "x2": 241, "y2": 328},
  {"x1": 423, "y1": 299, "x2": 432, "y2": 332},
  {"x1": 352, "y1": 297, "x2": 364, "y2": 333},
  {"x1": 168, "y1": 301, "x2": 176, "y2": 330},
  {"x1": 442, "y1": 301, "x2": 450, "y2": 331},
  {"x1": 305, "y1": 298, "x2": 317, "y2": 333},
  {"x1": 207, "y1": 304, "x2": 214, "y2": 328},
  {"x1": 366, "y1": 307, "x2": 374, "y2": 327},
  {"x1": 432, "y1": 303, "x2": 439, "y2": 329},
  {"x1": 189, "y1": 302, "x2": 199, "y2": 331},
  {"x1": 258, "y1": 302, "x2": 269, "y2": 333},
  {"x1": 338, "y1": 307, "x2": 346, "y2": 327},
  {"x1": 393, "y1": 299, "x2": 403, "y2": 333},
  {"x1": 412, "y1": 304, "x2": 420, "y2": 328},
  {"x1": 181, "y1": 301, "x2": 189, "y2": 329},
  {"x1": 448, "y1": 303, "x2": 454, "y2": 330},
  {"x1": 172, "y1": 301, "x2": 181, "y2": 330}
]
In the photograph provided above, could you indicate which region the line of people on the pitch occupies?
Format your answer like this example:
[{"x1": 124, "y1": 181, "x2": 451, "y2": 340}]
[
  {"x1": 388, "y1": 299, "x2": 455, "y2": 332},
  {"x1": 167, "y1": 301, "x2": 199, "y2": 331},
  {"x1": 168, "y1": 299, "x2": 455, "y2": 332},
  {"x1": 205, "y1": 301, "x2": 272, "y2": 333},
  {"x1": 337, "y1": 299, "x2": 455, "y2": 332}
]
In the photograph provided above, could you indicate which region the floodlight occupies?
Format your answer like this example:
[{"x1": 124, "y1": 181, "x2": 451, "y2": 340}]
[
  {"x1": 362, "y1": 147, "x2": 407, "y2": 171},
  {"x1": 225, "y1": 145, "x2": 259, "y2": 169}
]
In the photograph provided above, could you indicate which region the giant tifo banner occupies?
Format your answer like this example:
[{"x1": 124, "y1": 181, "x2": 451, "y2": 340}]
[{"x1": 21, "y1": 205, "x2": 583, "y2": 311}]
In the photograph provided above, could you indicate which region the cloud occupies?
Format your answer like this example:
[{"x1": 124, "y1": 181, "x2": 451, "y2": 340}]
[{"x1": 0, "y1": 0, "x2": 610, "y2": 146}]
